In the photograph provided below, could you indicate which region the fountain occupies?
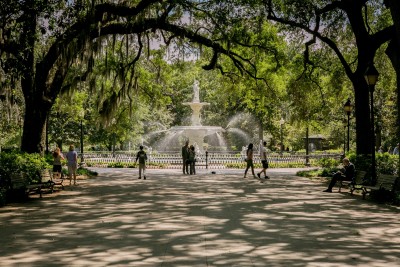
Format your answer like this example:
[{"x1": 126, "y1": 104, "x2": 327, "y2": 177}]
[{"x1": 168, "y1": 80, "x2": 225, "y2": 153}]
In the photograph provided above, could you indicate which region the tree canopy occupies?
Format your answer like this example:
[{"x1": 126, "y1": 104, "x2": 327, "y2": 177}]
[{"x1": 0, "y1": 0, "x2": 399, "y2": 156}]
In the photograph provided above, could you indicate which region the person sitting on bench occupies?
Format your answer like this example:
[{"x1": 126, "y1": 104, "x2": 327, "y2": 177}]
[{"x1": 323, "y1": 158, "x2": 355, "y2": 193}]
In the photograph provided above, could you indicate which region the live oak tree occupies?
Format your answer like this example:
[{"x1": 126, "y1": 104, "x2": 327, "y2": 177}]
[
  {"x1": 0, "y1": 0, "x2": 266, "y2": 154},
  {"x1": 263, "y1": 0, "x2": 398, "y2": 155}
]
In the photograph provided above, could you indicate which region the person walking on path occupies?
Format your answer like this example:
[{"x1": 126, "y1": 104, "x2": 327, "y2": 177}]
[
  {"x1": 52, "y1": 147, "x2": 64, "y2": 179},
  {"x1": 65, "y1": 145, "x2": 78, "y2": 185},
  {"x1": 135, "y1": 145, "x2": 148, "y2": 179},
  {"x1": 244, "y1": 143, "x2": 256, "y2": 178},
  {"x1": 323, "y1": 158, "x2": 355, "y2": 192},
  {"x1": 188, "y1": 145, "x2": 196, "y2": 175},
  {"x1": 181, "y1": 140, "x2": 190, "y2": 175},
  {"x1": 257, "y1": 141, "x2": 270, "y2": 180}
]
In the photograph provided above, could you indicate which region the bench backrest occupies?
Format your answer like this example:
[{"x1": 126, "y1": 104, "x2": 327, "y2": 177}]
[
  {"x1": 353, "y1": 170, "x2": 367, "y2": 184},
  {"x1": 10, "y1": 173, "x2": 27, "y2": 188},
  {"x1": 377, "y1": 174, "x2": 398, "y2": 190},
  {"x1": 40, "y1": 169, "x2": 52, "y2": 183},
  {"x1": 393, "y1": 177, "x2": 400, "y2": 192}
]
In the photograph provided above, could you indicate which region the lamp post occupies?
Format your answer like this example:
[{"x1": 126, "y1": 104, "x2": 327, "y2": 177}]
[
  {"x1": 343, "y1": 98, "x2": 353, "y2": 153},
  {"x1": 45, "y1": 115, "x2": 49, "y2": 154},
  {"x1": 305, "y1": 126, "x2": 310, "y2": 166},
  {"x1": 342, "y1": 119, "x2": 347, "y2": 156},
  {"x1": 280, "y1": 118, "x2": 285, "y2": 154},
  {"x1": 79, "y1": 110, "x2": 85, "y2": 165},
  {"x1": 364, "y1": 63, "x2": 379, "y2": 183},
  {"x1": 80, "y1": 119, "x2": 84, "y2": 164}
]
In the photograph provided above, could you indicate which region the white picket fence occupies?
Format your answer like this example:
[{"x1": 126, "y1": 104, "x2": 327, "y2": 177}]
[{"x1": 79, "y1": 151, "x2": 342, "y2": 169}]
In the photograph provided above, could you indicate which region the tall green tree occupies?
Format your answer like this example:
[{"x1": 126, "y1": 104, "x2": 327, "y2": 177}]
[
  {"x1": 264, "y1": 0, "x2": 396, "y2": 156},
  {"x1": 0, "y1": 0, "x2": 268, "y2": 154}
]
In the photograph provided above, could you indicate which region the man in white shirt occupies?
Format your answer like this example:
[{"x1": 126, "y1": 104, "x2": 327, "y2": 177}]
[{"x1": 257, "y1": 141, "x2": 270, "y2": 180}]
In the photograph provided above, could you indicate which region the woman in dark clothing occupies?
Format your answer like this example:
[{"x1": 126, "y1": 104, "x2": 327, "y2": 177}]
[{"x1": 244, "y1": 143, "x2": 256, "y2": 178}]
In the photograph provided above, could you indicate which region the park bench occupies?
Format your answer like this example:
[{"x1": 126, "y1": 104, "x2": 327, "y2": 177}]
[
  {"x1": 360, "y1": 173, "x2": 398, "y2": 200},
  {"x1": 10, "y1": 172, "x2": 44, "y2": 198},
  {"x1": 9, "y1": 169, "x2": 65, "y2": 199},
  {"x1": 47, "y1": 169, "x2": 65, "y2": 191},
  {"x1": 338, "y1": 170, "x2": 367, "y2": 194},
  {"x1": 40, "y1": 169, "x2": 65, "y2": 193},
  {"x1": 340, "y1": 171, "x2": 399, "y2": 200}
]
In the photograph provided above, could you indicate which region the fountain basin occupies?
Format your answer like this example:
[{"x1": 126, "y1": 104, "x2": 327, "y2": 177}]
[{"x1": 169, "y1": 126, "x2": 225, "y2": 152}]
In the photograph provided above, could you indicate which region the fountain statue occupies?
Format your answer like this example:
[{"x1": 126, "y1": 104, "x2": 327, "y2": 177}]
[
  {"x1": 183, "y1": 80, "x2": 209, "y2": 126},
  {"x1": 193, "y1": 80, "x2": 200, "y2": 103},
  {"x1": 168, "y1": 80, "x2": 225, "y2": 153}
]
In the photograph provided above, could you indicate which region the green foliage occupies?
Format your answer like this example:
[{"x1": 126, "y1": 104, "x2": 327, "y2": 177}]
[
  {"x1": 376, "y1": 153, "x2": 398, "y2": 175},
  {"x1": 107, "y1": 162, "x2": 125, "y2": 168},
  {"x1": 296, "y1": 169, "x2": 321, "y2": 178},
  {"x1": 346, "y1": 152, "x2": 371, "y2": 172},
  {"x1": 104, "y1": 161, "x2": 167, "y2": 168},
  {"x1": 347, "y1": 152, "x2": 399, "y2": 175},
  {"x1": 296, "y1": 168, "x2": 337, "y2": 178},
  {"x1": 224, "y1": 161, "x2": 308, "y2": 169},
  {"x1": 77, "y1": 167, "x2": 97, "y2": 176},
  {"x1": 317, "y1": 158, "x2": 340, "y2": 168},
  {"x1": 0, "y1": 152, "x2": 50, "y2": 184}
]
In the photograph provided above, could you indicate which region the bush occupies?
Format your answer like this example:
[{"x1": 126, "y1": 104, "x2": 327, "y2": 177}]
[
  {"x1": 296, "y1": 168, "x2": 336, "y2": 178},
  {"x1": 0, "y1": 152, "x2": 50, "y2": 203},
  {"x1": 77, "y1": 167, "x2": 98, "y2": 176},
  {"x1": 296, "y1": 169, "x2": 320, "y2": 178},
  {"x1": 376, "y1": 153, "x2": 398, "y2": 175},
  {"x1": 347, "y1": 152, "x2": 398, "y2": 175},
  {"x1": 0, "y1": 152, "x2": 50, "y2": 184},
  {"x1": 317, "y1": 158, "x2": 340, "y2": 168},
  {"x1": 107, "y1": 162, "x2": 125, "y2": 168}
]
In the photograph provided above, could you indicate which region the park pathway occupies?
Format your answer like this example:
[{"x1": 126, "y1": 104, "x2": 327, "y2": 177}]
[{"x1": 0, "y1": 168, "x2": 399, "y2": 267}]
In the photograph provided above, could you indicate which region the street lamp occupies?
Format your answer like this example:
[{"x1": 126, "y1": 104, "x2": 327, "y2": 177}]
[
  {"x1": 280, "y1": 118, "x2": 285, "y2": 154},
  {"x1": 364, "y1": 62, "x2": 379, "y2": 183},
  {"x1": 343, "y1": 98, "x2": 353, "y2": 153},
  {"x1": 305, "y1": 126, "x2": 310, "y2": 166},
  {"x1": 80, "y1": 119, "x2": 84, "y2": 164},
  {"x1": 342, "y1": 119, "x2": 347, "y2": 156},
  {"x1": 45, "y1": 115, "x2": 49, "y2": 154}
]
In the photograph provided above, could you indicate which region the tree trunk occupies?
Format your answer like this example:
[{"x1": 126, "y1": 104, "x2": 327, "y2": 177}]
[
  {"x1": 351, "y1": 68, "x2": 374, "y2": 155},
  {"x1": 20, "y1": 88, "x2": 52, "y2": 155}
]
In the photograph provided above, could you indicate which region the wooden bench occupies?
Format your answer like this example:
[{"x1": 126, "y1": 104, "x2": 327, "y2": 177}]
[
  {"x1": 361, "y1": 174, "x2": 398, "y2": 200},
  {"x1": 338, "y1": 170, "x2": 367, "y2": 194},
  {"x1": 40, "y1": 169, "x2": 65, "y2": 193},
  {"x1": 10, "y1": 172, "x2": 43, "y2": 198},
  {"x1": 47, "y1": 169, "x2": 65, "y2": 191}
]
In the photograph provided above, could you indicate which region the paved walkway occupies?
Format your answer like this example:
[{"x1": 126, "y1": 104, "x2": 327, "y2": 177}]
[{"x1": 0, "y1": 168, "x2": 399, "y2": 267}]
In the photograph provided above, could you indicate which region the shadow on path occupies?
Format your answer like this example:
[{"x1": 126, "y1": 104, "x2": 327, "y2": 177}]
[{"x1": 0, "y1": 168, "x2": 399, "y2": 266}]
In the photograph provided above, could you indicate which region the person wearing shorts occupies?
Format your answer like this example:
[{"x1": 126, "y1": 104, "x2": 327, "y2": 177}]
[
  {"x1": 52, "y1": 147, "x2": 64, "y2": 179},
  {"x1": 66, "y1": 145, "x2": 78, "y2": 185},
  {"x1": 244, "y1": 143, "x2": 256, "y2": 178},
  {"x1": 257, "y1": 141, "x2": 270, "y2": 179},
  {"x1": 135, "y1": 145, "x2": 148, "y2": 179}
]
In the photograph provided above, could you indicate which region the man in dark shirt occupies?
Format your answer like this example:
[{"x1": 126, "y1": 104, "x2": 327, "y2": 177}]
[
  {"x1": 135, "y1": 145, "x2": 148, "y2": 179},
  {"x1": 323, "y1": 158, "x2": 355, "y2": 192},
  {"x1": 181, "y1": 140, "x2": 190, "y2": 174}
]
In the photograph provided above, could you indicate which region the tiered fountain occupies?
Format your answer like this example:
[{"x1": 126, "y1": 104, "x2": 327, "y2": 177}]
[{"x1": 169, "y1": 80, "x2": 225, "y2": 153}]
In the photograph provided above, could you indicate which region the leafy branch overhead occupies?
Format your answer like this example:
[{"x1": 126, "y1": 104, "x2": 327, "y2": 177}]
[{"x1": 0, "y1": 0, "x2": 284, "y2": 153}]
